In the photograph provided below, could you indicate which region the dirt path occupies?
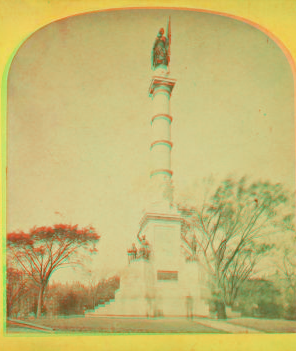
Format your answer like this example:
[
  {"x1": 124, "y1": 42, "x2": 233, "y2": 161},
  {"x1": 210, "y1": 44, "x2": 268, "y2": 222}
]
[{"x1": 194, "y1": 318, "x2": 263, "y2": 333}]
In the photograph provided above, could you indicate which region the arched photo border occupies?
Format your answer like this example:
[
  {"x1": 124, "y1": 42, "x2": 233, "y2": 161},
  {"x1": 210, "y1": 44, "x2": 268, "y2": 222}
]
[{"x1": 1, "y1": 1, "x2": 295, "y2": 351}]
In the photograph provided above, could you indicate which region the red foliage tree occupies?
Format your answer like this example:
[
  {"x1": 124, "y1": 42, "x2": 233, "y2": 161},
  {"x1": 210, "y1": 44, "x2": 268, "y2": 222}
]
[{"x1": 7, "y1": 224, "x2": 100, "y2": 318}]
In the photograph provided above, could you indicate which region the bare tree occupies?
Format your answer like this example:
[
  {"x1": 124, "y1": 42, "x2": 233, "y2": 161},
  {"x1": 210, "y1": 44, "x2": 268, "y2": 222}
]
[
  {"x1": 179, "y1": 177, "x2": 291, "y2": 318},
  {"x1": 279, "y1": 251, "x2": 296, "y2": 295}
]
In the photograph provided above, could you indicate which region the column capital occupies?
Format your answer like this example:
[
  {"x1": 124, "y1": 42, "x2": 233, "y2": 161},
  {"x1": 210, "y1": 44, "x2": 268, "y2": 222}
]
[{"x1": 149, "y1": 76, "x2": 177, "y2": 98}]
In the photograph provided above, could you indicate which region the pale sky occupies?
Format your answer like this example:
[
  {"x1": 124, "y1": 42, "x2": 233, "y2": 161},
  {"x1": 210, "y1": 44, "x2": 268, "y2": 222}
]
[{"x1": 7, "y1": 9, "x2": 295, "y2": 281}]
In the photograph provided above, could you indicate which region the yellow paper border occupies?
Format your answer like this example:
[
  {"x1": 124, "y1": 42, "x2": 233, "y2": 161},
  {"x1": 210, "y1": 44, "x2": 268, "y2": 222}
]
[{"x1": 1, "y1": 1, "x2": 296, "y2": 350}]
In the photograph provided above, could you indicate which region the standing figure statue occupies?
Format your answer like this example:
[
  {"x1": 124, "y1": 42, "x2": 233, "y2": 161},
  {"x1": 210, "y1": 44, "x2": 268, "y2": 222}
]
[{"x1": 151, "y1": 18, "x2": 171, "y2": 71}]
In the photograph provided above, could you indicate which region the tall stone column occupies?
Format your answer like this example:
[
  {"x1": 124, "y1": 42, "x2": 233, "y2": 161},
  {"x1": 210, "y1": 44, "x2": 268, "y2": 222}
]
[
  {"x1": 88, "y1": 19, "x2": 209, "y2": 318},
  {"x1": 148, "y1": 73, "x2": 176, "y2": 212}
]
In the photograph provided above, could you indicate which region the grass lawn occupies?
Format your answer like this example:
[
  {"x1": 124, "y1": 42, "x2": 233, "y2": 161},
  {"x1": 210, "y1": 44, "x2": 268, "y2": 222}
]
[
  {"x1": 6, "y1": 324, "x2": 51, "y2": 334},
  {"x1": 8, "y1": 316, "x2": 224, "y2": 334},
  {"x1": 227, "y1": 318, "x2": 296, "y2": 333}
]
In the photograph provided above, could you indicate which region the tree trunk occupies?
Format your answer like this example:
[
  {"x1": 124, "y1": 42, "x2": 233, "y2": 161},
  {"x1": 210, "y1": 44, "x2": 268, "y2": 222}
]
[
  {"x1": 36, "y1": 285, "x2": 45, "y2": 318},
  {"x1": 211, "y1": 278, "x2": 227, "y2": 319},
  {"x1": 216, "y1": 299, "x2": 227, "y2": 319},
  {"x1": 7, "y1": 303, "x2": 12, "y2": 318}
]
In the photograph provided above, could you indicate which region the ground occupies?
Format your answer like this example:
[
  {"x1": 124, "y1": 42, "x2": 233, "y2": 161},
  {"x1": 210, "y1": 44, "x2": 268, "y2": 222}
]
[
  {"x1": 6, "y1": 316, "x2": 296, "y2": 334},
  {"x1": 228, "y1": 318, "x2": 296, "y2": 333},
  {"x1": 7, "y1": 317, "x2": 223, "y2": 334}
]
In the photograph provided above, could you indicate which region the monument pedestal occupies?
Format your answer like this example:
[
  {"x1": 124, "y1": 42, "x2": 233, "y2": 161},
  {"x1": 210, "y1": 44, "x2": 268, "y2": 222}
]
[
  {"x1": 136, "y1": 211, "x2": 209, "y2": 317},
  {"x1": 88, "y1": 209, "x2": 209, "y2": 318}
]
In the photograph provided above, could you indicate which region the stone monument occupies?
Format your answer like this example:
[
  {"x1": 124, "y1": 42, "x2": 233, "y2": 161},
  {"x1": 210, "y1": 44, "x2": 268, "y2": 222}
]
[{"x1": 89, "y1": 18, "x2": 209, "y2": 317}]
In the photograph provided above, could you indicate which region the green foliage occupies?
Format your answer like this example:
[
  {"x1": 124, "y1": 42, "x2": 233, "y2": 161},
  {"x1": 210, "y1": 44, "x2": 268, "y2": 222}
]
[
  {"x1": 284, "y1": 300, "x2": 296, "y2": 320},
  {"x1": 235, "y1": 279, "x2": 283, "y2": 318}
]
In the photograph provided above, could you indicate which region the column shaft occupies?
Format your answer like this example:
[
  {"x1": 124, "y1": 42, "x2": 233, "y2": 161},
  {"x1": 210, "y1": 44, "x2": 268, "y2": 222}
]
[{"x1": 148, "y1": 76, "x2": 176, "y2": 209}]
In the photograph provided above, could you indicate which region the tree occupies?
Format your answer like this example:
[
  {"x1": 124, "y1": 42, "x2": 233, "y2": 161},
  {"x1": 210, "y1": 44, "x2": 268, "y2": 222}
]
[
  {"x1": 179, "y1": 177, "x2": 291, "y2": 318},
  {"x1": 7, "y1": 224, "x2": 100, "y2": 318},
  {"x1": 6, "y1": 267, "x2": 33, "y2": 318},
  {"x1": 272, "y1": 219, "x2": 296, "y2": 319},
  {"x1": 58, "y1": 282, "x2": 88, "y2": 316},
  {"x1": 235, "y1": 278, "x2": 283, "y2": 318},
  {"x1": 95, "y1": 276, "x2": 120, "y2": 307}
]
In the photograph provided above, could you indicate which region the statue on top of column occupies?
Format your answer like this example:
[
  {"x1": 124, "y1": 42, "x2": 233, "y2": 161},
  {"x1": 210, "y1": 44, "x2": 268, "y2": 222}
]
[{"x1": 151, "y1": 17, "x2": 171, "y2": 71}]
